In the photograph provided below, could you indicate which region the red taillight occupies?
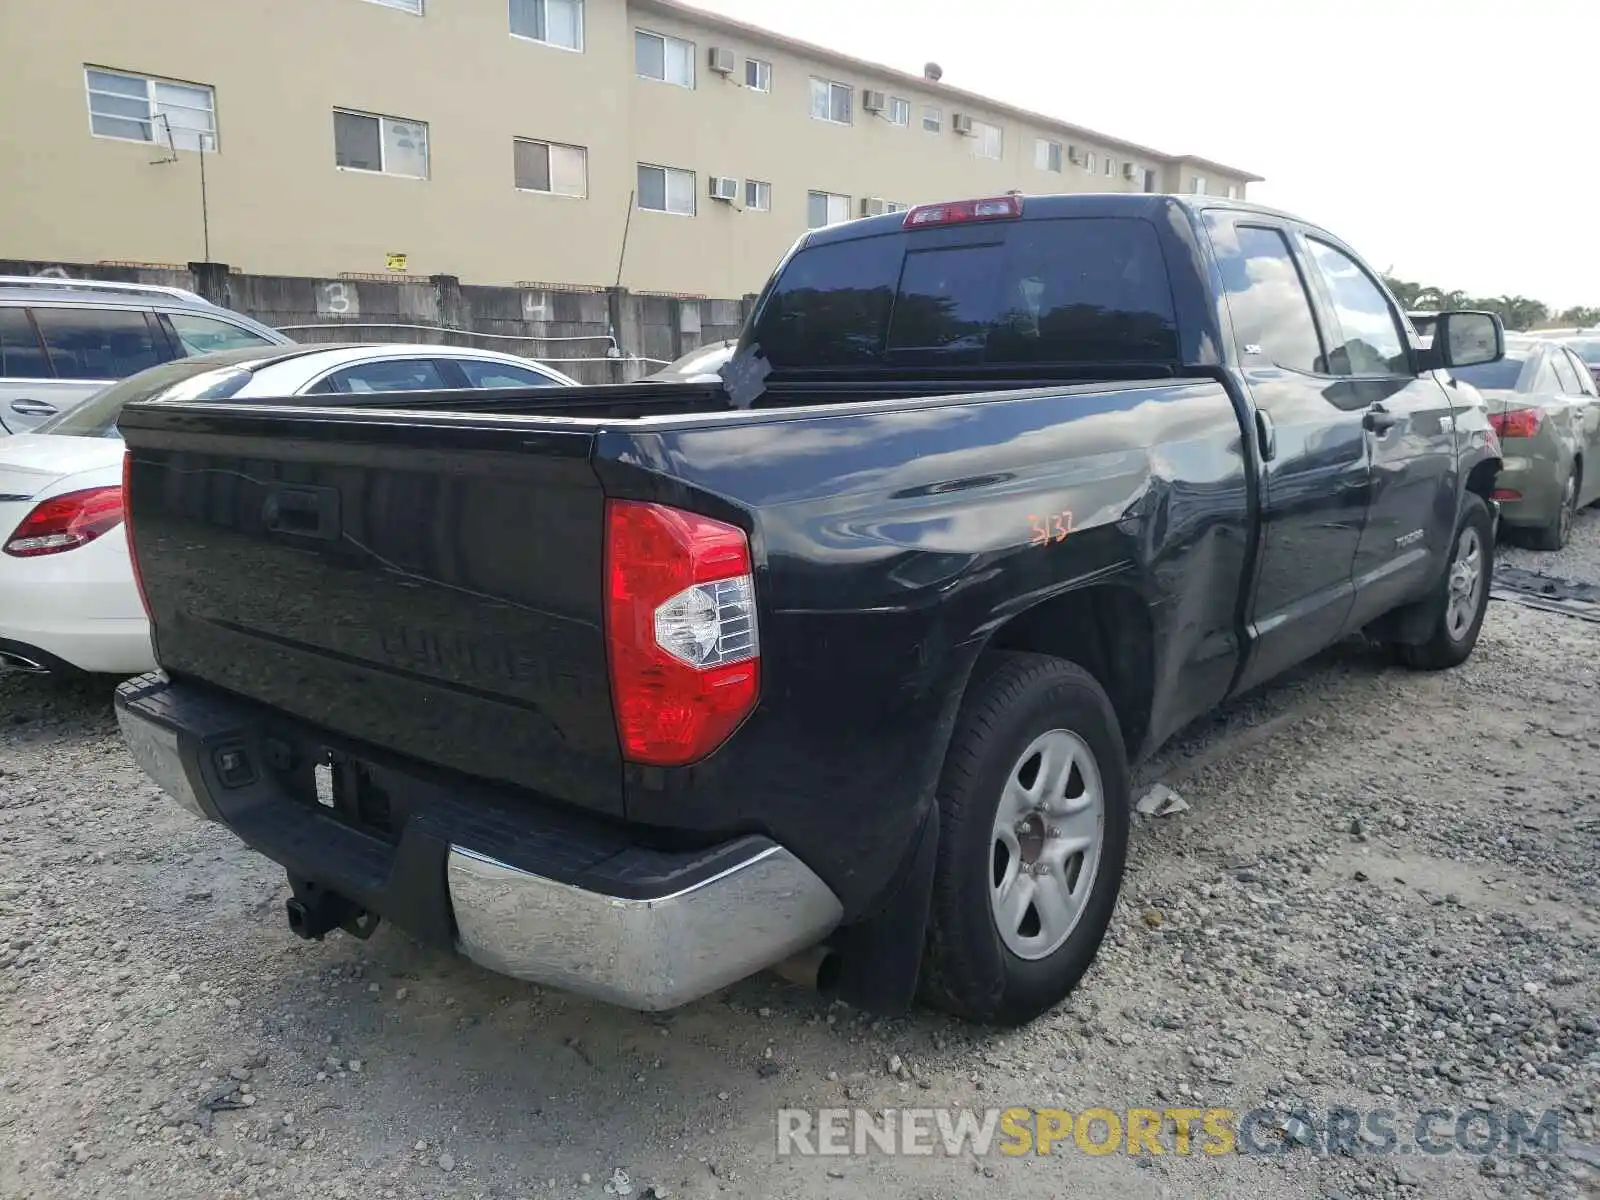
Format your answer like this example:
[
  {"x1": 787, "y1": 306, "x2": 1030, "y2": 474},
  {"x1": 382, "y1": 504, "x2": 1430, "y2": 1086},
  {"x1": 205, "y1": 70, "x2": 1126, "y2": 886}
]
[
  {"x1": 1491, "y1": 488, "x2": 1522, "y2": 501},
  {"x1": 3, "y1": 484, "x2": 125, "y2": 557},
  {"x1": 604, "y1": 500, "x2": 760, "y2": 767},
  {"x1": 1489, "y1": 408, "x2": 1542, "y2": 439},
  {"x1": 903, "y1": 195, "x2": 1024, "y2": 229},
  {"x1": 123, "y1": 450, "x2": 152, "y2": 620}
]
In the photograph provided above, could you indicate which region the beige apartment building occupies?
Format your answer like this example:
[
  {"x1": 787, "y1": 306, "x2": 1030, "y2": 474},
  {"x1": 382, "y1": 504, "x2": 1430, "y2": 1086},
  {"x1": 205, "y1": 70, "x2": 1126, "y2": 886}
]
[{"x1": 0, "y1": 0, "x2": 1260, "y2": 300}]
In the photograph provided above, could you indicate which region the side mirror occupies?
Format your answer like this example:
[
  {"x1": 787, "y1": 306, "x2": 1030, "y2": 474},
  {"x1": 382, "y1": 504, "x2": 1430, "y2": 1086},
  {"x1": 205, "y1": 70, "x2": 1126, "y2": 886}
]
[{"x1": 1422, "y1": 310, "x2": 1504, "y2": 371}]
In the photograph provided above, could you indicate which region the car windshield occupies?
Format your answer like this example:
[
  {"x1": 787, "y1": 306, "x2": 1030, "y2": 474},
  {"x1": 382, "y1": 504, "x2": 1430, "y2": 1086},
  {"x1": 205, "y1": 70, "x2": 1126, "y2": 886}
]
[
  {"x1": 33, "y1": 357, "x2": 252, "y2": 438},
  {"x1": 1450, "y1": 354, "x2": 1527, "y2": 391}
]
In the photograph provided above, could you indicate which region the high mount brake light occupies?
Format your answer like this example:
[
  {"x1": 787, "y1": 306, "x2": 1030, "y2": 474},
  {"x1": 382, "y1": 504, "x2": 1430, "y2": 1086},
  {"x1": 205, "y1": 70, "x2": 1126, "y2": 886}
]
[
  {"x1": 902, "y1": 195, "x2": 1024, "y2": 229},
  {"x1": 604, "y1": 500, "x2": 760, "y2": 767},
  {"x1": 3, "y1": 484, "x2": 125, "y2": 557}
]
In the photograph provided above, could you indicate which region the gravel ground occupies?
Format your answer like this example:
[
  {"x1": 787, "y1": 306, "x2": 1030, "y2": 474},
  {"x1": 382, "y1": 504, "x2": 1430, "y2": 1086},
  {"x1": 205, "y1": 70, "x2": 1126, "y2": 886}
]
[{"x1": 1, "y1": 509, "x2": 1597, "y2": 1200}]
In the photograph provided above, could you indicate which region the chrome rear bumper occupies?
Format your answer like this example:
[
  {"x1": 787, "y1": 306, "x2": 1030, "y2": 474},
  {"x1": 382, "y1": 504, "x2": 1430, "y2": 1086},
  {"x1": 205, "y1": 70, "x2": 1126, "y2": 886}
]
[{"x1": 116, "y1": 676, "x2": 842, "y2": 1011}]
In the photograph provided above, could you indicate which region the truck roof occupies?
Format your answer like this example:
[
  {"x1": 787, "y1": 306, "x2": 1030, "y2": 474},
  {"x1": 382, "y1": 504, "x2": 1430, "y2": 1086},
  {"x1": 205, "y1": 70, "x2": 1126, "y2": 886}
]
[{"x1": 800, "y1": 192, "x2": 1309, "y2": 251}]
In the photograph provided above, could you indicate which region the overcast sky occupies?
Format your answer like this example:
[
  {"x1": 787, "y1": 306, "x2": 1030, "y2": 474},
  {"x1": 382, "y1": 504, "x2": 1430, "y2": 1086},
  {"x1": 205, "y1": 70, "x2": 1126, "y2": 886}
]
[{"x1": 688, "y1": 0, "x2": 1600, "y2": 310}]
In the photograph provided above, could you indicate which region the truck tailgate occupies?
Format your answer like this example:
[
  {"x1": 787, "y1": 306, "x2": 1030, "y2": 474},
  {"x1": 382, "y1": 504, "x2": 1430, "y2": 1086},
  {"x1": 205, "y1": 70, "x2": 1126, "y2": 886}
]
[{"x1": 119, "y1": 404, "x2": 624, "y2": 815}]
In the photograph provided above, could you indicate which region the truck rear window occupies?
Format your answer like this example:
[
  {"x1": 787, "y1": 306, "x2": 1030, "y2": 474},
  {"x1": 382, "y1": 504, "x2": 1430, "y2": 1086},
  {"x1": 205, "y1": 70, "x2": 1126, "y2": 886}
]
[{"x1": 750, "y1": 216, "x2": 1178, "y2": 370}]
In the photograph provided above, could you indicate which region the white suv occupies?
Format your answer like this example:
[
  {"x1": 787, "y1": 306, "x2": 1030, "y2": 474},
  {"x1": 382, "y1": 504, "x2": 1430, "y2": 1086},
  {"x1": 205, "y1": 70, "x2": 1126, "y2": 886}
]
[{"x1": 0, "y1": 276, "x2": 291, "y2": 433}]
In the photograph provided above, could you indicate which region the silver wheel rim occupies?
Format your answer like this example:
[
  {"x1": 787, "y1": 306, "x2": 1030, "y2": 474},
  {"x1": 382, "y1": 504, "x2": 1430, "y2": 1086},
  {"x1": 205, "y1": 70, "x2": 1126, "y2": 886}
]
[
  {"x1": 1445, "y1": 524, "x2": 1484, "y2": 641},
  {"x1": 989, "y1": 729, "x2": 1105, "y2": 961}
]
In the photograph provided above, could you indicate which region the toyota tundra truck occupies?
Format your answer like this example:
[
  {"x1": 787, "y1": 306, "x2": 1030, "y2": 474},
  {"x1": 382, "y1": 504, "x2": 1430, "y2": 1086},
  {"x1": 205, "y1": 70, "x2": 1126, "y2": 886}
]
[{"x1": 114, "y1": 193, "x2": 1505, "y2": 1025}]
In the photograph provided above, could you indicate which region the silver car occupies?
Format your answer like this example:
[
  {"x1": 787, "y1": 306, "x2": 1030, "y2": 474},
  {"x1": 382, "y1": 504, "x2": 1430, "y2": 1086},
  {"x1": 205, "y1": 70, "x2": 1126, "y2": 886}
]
[
  {"x1": 1450, "y1": 336, "x2": 1600, "y2": 548},
  {"x1": 0, "y1": 276, "x2": 290, "y2": 433}
]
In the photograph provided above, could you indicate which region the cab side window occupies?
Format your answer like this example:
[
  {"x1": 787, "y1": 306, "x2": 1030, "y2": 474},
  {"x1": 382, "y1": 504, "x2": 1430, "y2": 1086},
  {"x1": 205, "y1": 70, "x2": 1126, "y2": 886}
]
[
  {"x1": 1303, "y1": 239, "x2": 1409, "y2": 376},
  {"x1": 1210, "y1": 223, "x2": 1325, "y2": 374}
]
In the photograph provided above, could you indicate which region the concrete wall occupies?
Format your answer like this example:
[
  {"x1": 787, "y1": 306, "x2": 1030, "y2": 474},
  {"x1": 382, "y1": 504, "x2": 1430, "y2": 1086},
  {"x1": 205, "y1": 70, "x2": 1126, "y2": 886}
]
[{"x1": 0, "y1": 259, "x2": 753, "y2": 385}]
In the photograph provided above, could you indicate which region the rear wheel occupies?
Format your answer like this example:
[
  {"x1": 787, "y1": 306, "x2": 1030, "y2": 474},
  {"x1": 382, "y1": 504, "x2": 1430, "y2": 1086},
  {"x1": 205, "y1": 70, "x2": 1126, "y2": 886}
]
[
  {"x1": 1530, "y1": 467, "x2": 1579, "y2": 551},
  {"x1": 1395, "y1": 494, "x2": 1493, "y2": 670},
  {"x1": 919, "y1": 653, "x2": 1130, "y2": 1025}
]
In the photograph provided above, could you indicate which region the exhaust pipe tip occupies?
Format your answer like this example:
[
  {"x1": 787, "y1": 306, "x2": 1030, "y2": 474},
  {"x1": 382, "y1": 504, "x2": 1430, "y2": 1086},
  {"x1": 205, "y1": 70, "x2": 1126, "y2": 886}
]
[
  {"x1": 772, "y1": 944, "x2": 842, "y2": 994},
  {"x1": 0, "y1": 651, "x2": 47, "y2": 674}
]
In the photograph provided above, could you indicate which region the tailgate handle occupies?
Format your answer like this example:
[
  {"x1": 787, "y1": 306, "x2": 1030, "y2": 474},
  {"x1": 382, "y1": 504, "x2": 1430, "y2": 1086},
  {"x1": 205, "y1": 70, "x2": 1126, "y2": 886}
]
[{"x1": 263, "y1": 486, "x2": 339, "y2": 541}]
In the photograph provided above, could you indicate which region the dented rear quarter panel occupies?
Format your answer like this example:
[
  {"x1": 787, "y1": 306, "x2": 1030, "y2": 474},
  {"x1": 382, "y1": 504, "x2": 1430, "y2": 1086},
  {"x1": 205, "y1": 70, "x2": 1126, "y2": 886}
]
[{"x1": 594, "y1": 377, "x2": 1251, "y2": 912}]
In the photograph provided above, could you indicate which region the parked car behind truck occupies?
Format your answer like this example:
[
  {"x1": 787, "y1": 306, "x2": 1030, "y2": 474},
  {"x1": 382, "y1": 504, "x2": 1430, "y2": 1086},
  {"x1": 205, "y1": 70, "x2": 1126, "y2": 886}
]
[
  {"x1": 1450, "y1": 336, "x2": 1600, "y2": 549},
  {"x1": 0, "y1": 276, "x2": 290, "y2": 433},
  {"x1": 115, "y1": 194, "x2": 1505, "y2": 1026},
  {"x1": 0, "y1": 343, "x2": 579, "y2": 676}
]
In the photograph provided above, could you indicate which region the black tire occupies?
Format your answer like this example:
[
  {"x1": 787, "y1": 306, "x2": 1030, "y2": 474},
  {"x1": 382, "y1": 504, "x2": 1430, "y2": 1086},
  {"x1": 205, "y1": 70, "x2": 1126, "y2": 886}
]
[
  {"x1": 1395, "y1": 493, "x2": 1494, "y2": 670},
  {"x1": 919, "y1": 652, "x2": 1130, "y2": 1026},
  {"x1": 1529, "y1": 465, "x2": 1579, "y2": 551}
]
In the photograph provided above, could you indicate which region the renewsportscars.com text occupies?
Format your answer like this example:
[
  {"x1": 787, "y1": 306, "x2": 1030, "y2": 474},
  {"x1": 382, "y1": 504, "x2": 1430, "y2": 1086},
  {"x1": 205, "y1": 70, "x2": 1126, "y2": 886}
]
[{"x1": 775, "y1": 1106, "x2": 1564, "y2": 1158}]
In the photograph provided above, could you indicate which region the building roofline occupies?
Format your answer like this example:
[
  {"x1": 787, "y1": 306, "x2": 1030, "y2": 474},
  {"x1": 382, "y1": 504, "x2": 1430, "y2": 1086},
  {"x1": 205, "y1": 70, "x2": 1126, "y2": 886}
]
[
  {"x1": 633, "y1": 0, "x2": 1262, "y2": 181},
  {"x1": 1167, "y1": 155, "x2": 1266, "y2": 184}
]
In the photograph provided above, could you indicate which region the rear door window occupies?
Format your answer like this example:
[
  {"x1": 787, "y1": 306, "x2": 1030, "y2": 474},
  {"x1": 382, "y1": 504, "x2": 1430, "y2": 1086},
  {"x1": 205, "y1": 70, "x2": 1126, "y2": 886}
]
[
  {"x1": 1550, "y1": 350, "x2": 1582, "y2": 394},
  {"x1": 32, "y1": 306, "x2": 166, "y2": 380},
  {"x1": 455, "y1": 358, "x2": 564, "y2": 388},
  {"x1": 749, "y1": 216, "x2": 1178, "y2": 369},
  {"x1": 321, "y1": 358, "x2": 451, "y2": 393},
  {"x1": 0, "y1": 308, "x2": 51, "y2": 379},
  {"x1": 1208, "y1": 223, "x2": 1326, "y2": 373}
]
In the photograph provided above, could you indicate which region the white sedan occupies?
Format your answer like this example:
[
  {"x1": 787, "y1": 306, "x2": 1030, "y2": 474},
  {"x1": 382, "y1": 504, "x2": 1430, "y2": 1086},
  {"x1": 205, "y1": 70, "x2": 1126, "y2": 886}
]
[{"x1": 0, "y1": 342, "x2": 577, "y2": 675}]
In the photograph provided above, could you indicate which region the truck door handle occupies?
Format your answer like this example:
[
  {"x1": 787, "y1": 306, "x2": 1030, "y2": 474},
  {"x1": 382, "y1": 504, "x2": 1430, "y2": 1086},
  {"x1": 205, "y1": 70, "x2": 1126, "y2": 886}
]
[
  {"x1": 262, "y1": 485, "x2": 339, "y2": 541},
  {"x1": 10, "y1": 399, "x2": 58, "y2": 417},
  {"x1": 1255, "y1": 410, "x2": 1277, "y2": 461},
  {"x1": 1363, "y1": 406, "x2": 1397, "y2": 434}
]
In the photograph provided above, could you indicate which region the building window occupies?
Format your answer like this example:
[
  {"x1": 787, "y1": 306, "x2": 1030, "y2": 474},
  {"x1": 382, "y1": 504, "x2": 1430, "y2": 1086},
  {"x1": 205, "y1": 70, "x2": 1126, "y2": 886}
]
[
  {"x1": 887, "y1": 97, "x2": 911, "y2": 127},
  {"x1": 333, "y1": 109, "x2": 428, "y2": 178},
  {"x1": 514, "y1": 138, "x2": 586, "y2": 197},
  {"x1": 970, "y1": 120, "x2": 1002, "y2": 160},
  {"x1": 744, "y1": 58, "x2": 771, "y2": 91},
  {"x1": 84, "y1": 67, "x2": 217, "y2": 152},
  {"x1": 1226, "y1": 183, "x2": 1240, "y2": 199},
  {"x1": 1035, "y1": 138, "x2": 1062, "y2": 172},
  {"x1": 636, "y1": 29, "x2": 694, "y2": 87},
  {"x1": 745, "y1": 179, "x2": 771, "y2": 211},
  {"x1": 922, "y1": 105, "x2": 941, "y2": 133},
  {"x1": 364, "y1": 0, "x2": 423, "y2": 13},
  {"x1": 1105, "y1": 156, "x2": 1115, "y2": 177},
  {"x1": 884, "y1": 201, "x2": 910, "y2": 213},
  {"x1": 807, "y1": 190, "x2": 850, "y2": 228},
  {"x1": 638, "y1": 163, "x2": 695, "y2": 215},
  {"x1": 509, "y1": 0, "x2": 582, "y2": 51},
  {"x1": 1144, "y1": 168, "x2": 1158, "y2": 193},
  {"x1": 809, "y1": 77, "x2": 852, "y2": 124},
  {"x1": 1191, "y1": 175, "x2": 1207, "y2": 194},
  {"x1": 1083, "y1": 151, "x2": 1096, "y2": 173}
]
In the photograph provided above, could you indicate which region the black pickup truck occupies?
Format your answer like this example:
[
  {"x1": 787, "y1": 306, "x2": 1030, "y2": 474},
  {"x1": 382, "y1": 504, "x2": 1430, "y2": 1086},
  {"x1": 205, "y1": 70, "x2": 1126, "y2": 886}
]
[{"x1": 115, "y1": 194, "x2": 1506, "y2": 1026}]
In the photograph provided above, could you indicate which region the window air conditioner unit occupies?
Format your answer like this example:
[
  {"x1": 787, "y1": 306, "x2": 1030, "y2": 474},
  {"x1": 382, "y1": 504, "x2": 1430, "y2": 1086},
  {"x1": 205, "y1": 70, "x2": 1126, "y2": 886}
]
[
  {"x1": 862, "y1": 89, "x2": 886, "y2": 113},
  {"x1": 952, "y1": 113, "x2": 974, "y2": 135},
  {"x1": 861, "y1": 197, "x2": 889, "y2": 217},
  {"x1": 1123, "y1": 162, "x2": 1139, "y2": 181},
  {"x1": 708, "y1": 175, "x2": 739, "y2": 202},
  {"x1": 708, "y1": 47, "x2": 735, "y2": 75},
  {"x1": 1067, "y1": 144, "x2": 1082, "y2": 164}
]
